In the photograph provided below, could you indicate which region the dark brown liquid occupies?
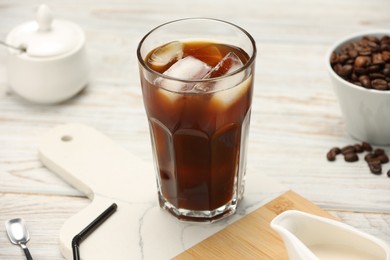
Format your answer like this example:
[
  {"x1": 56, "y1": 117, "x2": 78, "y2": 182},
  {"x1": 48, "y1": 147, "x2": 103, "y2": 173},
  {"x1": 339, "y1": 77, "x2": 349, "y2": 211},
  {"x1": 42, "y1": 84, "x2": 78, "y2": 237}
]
[{"x1": 141, "y1": 41, "x2": 253, "y2": 211}]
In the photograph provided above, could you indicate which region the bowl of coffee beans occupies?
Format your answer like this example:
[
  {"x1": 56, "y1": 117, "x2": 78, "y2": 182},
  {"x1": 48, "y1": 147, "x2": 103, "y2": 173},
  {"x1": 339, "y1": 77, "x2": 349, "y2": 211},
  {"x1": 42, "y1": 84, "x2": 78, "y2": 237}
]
[{"x1": 326, "y1": 31, "x2": 390, "y2": 145}]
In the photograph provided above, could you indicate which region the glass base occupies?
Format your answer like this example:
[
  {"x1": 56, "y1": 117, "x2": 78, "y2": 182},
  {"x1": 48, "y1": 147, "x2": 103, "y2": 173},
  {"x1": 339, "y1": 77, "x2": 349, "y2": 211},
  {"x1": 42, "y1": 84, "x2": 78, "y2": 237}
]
[{"x1": 158, "y1": 193, "x2": 238, "y2": 223}]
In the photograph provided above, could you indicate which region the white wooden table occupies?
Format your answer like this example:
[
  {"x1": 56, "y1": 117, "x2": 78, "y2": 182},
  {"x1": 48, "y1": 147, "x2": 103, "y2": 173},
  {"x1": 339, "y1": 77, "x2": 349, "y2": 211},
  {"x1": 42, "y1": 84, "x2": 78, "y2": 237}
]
[{"x1": 1, "y1": 0, "x2": 389, "y2": 259}]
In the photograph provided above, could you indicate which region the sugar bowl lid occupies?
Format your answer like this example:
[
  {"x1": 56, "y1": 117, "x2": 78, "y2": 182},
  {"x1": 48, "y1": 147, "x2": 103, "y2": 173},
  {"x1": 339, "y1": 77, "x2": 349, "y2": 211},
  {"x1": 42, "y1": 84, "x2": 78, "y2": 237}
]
[{"x1": 6, "y1": 4, "x2": 85, "y2": 58}]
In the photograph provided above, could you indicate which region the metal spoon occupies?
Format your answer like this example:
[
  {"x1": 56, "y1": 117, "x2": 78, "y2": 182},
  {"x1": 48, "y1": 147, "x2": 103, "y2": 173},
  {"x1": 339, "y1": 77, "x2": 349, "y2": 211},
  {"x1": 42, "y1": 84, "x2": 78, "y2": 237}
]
[
  {"x1": 0, "y1": 41, "x2": 26, "y2": 52},
  {"x1": 5, "y1": 218, "x2": 33, "y2": 260}
]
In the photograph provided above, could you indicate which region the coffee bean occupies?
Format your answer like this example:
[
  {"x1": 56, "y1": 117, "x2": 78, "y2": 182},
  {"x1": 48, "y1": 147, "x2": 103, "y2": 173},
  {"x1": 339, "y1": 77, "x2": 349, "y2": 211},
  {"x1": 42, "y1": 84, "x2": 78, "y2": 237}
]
[
  {"x1": 364, "y1": 153, "x2": 376, "y2": 162},
  {"x1": 370, "y1": 73, "x2": 385, "y2": 79},
  {"x1": 372, "y1": 53, "x2": 384, "y2": 65},
  {"x1": 387, "y1": 170, "x2": 390, "y2": 177},
  {"x1": 341, "y1": 145, "x2": 355, "y2": 155},
  {"x1": 354, "y1": 67, "x2": 368, "y2": 75},
  {"x1": 367, "y1": 65, "x2": 381, "y2": 73},
  {"x1": 359, "y1": 49, "x2": 372, "y2": 56},
  {"x1": 326, "y1": 147, "x2": 341, "y2": 161},
  {"x1": 333, "y1": 63, "x2": 343, "y2": 75},
  {"x1": 354, "y1": 56, "x2": 371, "y2": 67},
  {"x1": 369, "y1": 163, "x2": 382, "y2": 175},
  {"x1": 368, "y1": 41, "x2": 380, "y2": 51},
  {"x1": 378, "y1": 154, "x2": 389, "y2": 164},
  {"x1": 384, "y1": 67, "x2": 390, "y2": 77},
  {"x1": 353, "y1": 81, "x2": 362, "y2": 86},
  {"x1": 362, "y1": 142, "x2": 373, "y2": 151},
  {"x1": 330, "y1": 52, "x2": 339, "y2": 64},
  {"x1": 381, "y1": 36, "x2": 390, "y2": 43},
  {"x1": 368, "y1": 158, "x2": 381, "y2": 165},
  {"x1": 381, "y1": 44, "x2": 390, "y2": 51},
  {"x1": 369, "y1": 36, "x2": 380, "y2": 43},
  {"x1": 383, "y1": 51, "x2": 390, "y2": 62},
  {"x1": 353, "y1": 143, "x2": 364, "y2": 153},
  {"x1": 331, "y1": 147, "x2": 341, "y2": 154},
  {"x1": 372, "y1": 79, "x2": 388, "y2": 90},
  {"x1": 360, "y1": 38, "x2": 370, "y2": 46},
  {"x1": 344, "y1": 152, "x2": 358, "y2": 162},
  {"x1": 327, "y1": 151, "x2": 336, "y2": 161},
  {"x1": 359, "y1": 75, "x2": 371, "y2": 88},
  {"x1": 348, "y1": 49, "x2": 358, "y2": 58},
  {"x1": 374, "y1": 148, "x2": 385, "y2": 156},
  {"x1": 341, "y1": 54, "x2": 350, "y2": 64},
  {"x1": 339, "y1": 65, "x2": 353, "y2": 77}
]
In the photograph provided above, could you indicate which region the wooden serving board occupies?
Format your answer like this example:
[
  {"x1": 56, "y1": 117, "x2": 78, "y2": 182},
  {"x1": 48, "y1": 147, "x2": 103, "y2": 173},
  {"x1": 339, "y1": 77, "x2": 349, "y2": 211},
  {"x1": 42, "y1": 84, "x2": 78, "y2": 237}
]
[
  {"x1": 175, "y1": 190, "x2": 336, "y2": 259},
  {"x1": 38, "y1": 123, "x2": 335, "y2": 260}
]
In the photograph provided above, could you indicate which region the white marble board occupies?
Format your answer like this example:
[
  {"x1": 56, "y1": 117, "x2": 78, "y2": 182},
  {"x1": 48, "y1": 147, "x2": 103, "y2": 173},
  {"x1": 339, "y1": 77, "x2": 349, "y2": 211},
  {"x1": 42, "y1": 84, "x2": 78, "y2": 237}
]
[{"x1": 38, "y1": 123, "x2": 288, "y2": 260}]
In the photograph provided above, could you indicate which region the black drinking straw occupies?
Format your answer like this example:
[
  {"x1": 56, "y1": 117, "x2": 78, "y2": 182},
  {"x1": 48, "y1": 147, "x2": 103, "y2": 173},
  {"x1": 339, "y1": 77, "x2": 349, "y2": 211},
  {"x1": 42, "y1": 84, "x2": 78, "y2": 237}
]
[{"x1": 72, "y1": 203, "x2": 118, "y2": 260}]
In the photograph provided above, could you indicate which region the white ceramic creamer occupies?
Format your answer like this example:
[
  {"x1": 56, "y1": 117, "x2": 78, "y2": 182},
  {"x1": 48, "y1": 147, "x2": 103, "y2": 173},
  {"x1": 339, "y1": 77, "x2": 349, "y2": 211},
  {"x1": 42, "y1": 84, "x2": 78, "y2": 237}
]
[
  {"x1": 271, "y1": 210, "x2": 390, "y2": 260},
  {"x1": 5, "y1": 4, "x2": 88, "y2": 104}
]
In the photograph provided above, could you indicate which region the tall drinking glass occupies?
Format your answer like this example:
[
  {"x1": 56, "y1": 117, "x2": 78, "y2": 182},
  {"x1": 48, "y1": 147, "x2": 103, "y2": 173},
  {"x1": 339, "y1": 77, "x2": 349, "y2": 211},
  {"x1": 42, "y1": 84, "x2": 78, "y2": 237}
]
[{"x1": 137, "y1": 18, "x2": 256, "y2": 222}]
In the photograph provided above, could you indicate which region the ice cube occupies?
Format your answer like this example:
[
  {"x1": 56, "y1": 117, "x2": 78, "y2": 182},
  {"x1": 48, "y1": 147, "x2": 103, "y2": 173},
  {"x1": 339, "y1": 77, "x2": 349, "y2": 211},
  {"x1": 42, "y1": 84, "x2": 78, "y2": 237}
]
[
  {"x1": 207, "y1": 52, "x2": 244, "y2": 79},
  {"x1": 211, "y1": 75, "x2": 252, "y2": 108},
  {"x1": 193, "y1": 52, "x2": 250, "y2": 108},
  {"x1": 164, "y1": 56, "x2": 212, "y2": 81},
  {"x1": 148, "y1": 41, "x2": 184, "y2": 67},
  {"x1": 156, "y1": 56, "x2": 212, "y2": 102},
  {"x1": 193, "y1": 52, "x2": 245, "y2": 92}
]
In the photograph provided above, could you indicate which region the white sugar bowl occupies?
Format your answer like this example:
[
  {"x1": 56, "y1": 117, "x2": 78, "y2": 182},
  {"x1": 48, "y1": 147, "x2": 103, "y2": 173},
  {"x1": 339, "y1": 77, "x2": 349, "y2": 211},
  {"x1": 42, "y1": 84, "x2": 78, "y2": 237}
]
[{"x1": 5, "y1": 5, "x2": 89, "y2": 104}]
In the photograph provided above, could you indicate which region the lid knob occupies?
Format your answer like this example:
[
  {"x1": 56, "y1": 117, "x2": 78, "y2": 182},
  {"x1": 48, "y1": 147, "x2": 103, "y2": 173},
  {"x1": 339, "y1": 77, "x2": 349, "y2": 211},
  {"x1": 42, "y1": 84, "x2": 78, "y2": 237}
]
[{"x1": 36, "y1": 4, "x2": 52, "y2": 31}]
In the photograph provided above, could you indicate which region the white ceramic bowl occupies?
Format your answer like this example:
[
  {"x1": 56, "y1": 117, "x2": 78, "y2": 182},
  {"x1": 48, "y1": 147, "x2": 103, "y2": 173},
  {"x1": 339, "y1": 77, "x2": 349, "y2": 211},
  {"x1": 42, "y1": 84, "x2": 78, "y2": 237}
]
[
  {"x1": 326, "y1": 31, "x2": 390, "y2": 145},
  {"x1": 5, "y1": 5, "x2": 89, "y2": 104},
  {"x1": 6, "y1": 42, "x2": 89, "y2": 104}
]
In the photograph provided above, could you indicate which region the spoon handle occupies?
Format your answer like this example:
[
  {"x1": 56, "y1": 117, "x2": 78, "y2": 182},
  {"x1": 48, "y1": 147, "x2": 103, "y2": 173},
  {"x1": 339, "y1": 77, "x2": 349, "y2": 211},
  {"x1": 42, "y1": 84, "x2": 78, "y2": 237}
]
[
  {"x1": 0, "y1": 41, "x2": 24, "y2": 51},
  {"x1": 20, "y1": 243, "x2": 33, "y2": 260}
]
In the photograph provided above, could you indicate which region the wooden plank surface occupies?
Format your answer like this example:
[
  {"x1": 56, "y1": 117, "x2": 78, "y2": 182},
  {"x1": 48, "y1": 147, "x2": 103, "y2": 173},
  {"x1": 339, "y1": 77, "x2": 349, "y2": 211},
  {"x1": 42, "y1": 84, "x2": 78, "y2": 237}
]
[
  {"x1": 175, "y1": 190, "x2": 336, "y2": 259},
  {"x1": 0, "y1": 0, "x2": 390, "y2": 259}
]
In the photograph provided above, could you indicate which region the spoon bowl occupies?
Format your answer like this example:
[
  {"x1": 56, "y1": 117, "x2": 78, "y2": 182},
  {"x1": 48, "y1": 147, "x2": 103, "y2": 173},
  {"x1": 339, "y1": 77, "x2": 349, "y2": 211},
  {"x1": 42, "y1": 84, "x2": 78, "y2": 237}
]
[{"x1": 5, "y1": 218, "x2": 33, "y2": 260}]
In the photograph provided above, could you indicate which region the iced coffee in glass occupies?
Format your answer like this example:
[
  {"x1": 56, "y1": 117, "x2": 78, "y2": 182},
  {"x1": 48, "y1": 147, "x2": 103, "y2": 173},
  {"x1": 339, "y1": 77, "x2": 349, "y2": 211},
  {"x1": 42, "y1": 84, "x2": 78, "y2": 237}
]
[{"x1": 137, "y1": 18, "x2": 256, "y2": 222}]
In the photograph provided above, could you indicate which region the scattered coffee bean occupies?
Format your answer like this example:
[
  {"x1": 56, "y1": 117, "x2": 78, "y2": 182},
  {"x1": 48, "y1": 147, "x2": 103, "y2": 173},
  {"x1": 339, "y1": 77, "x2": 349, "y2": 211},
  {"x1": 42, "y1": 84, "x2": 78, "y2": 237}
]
[
  {"x1": 368, "y1": 158, "x2": 381, "y2": 165},
  {"x1": 331, "y1": 35, "x2": 390, "y2": 90},
  {"x1": 374, "y1": 148, "x2": 385, "y2": 156},
  {"x1": 364, "y1": 153, "x2": 375, "y2": 162},
  {"x1": 353, "y1": 143, "x2": 364, "y2": 153},
  {"x1": 327, "y1": 142, "x2": 390, "y2": 177},
  {"x1": 344, "y1": 152, "x2": 358, "y2": 162},
  {"x1": 327, "y1": 151, "x2": 336, "y2": 161},
  {"x1": 326, "y1": 147, "x2": 341, "y2": 161},
  {"x1": 341, "y1": 145, "x2": 355, "y2": 155},
  {"x1": 362, "y1": 142, "x2": 373, "y2": 151},
  {"x1": 369, "y1": 163, "x2": 382, "y2": 175},
  {"x1": 331, "y1": 147, "x2": 341, "y2": 154},
  {"x1": 378, "y1": 154, "x2": 389, "y2": 164}
]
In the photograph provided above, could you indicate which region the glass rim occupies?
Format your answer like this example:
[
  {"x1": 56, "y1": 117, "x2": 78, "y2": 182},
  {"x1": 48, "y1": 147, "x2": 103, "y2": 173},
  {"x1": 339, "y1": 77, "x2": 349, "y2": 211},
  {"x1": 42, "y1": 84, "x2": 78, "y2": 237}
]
[{"x1": 136, "y1": 17, "x2": 257, "y2": 85}]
